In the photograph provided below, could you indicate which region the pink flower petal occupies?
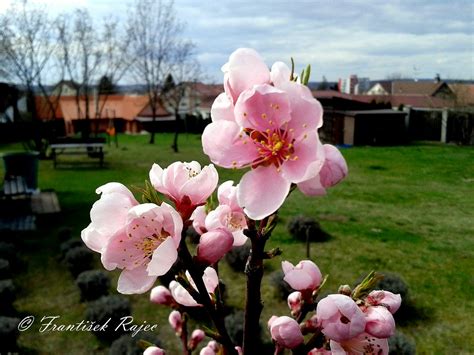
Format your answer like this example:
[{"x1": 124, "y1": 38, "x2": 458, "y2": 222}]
[
  {"x1": 234, "y1": 84, "x2": 291, "y2": 131},
  {"x1": 159, "y1": 202, "x2": 183, "y2": 247},
  {"x1": 211, "y1": 93, "x2": 234, "y2": 121},
  {"x1": 202, "y1": 120, "x2": 258, "y2": 168},
  {"x1": 284, "y1": 270, "x2": 315, "y2": 290},
  {"x1": 270, "y1": 61, "x2": 291, "y2": 88},
  {"x1": 149, "y1": 164, "x2": 164, "y2": 192},
  {"x1": 237, "y1": 166, "x2": 291, "y2": 220},
  {"x1": 117, "y1": 265, "x2": 157, "y2": 294},
  {"x1": 169, "y1": 280, "x2": 200, "y2": 307},
  {"x1": 81, "y1": 223, "x2": 108, "y2": 253},
  {"x1": 180, "y1": 164, "x2": 218, "y2": 205},
  {"x1": 147, "y1": 236, "x2": 178, "y2": 276},
  {"x1": 224, "y1": 48, "x2": 270, "y2": 103}
]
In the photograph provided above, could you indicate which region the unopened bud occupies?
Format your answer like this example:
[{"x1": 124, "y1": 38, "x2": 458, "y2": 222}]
[
  {"x1": 168, "y1": 310, "x2": 182, "y2": 335},
  {"x1": 338, "y1": 284, "x2": 352, "y2": 296},
  {"x1": 287, "y1": 291, "x2": 303, "y2": 316},
  {"x1": 150, "y1": 285, "x2": 175, "y2": 306},
  {"x1": 188, "y1": 329, "x2": 205, "y2": 350}
]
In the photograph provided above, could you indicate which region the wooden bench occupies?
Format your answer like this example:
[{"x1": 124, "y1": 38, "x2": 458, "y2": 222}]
[{"x1": 50, "y1": 143, "x2": 105, "y2": 168}]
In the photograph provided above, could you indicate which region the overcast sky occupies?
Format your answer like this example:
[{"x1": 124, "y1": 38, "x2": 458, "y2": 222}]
[{"x1": 1, "y1": 0, "x2": 473, "y2": 83}]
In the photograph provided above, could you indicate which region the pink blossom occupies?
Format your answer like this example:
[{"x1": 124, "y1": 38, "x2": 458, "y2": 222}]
[
  {"x1": 197, "y1": 228, "x2": 234, "y2": 264},
  {"x1": 204, "y1": 181, "x2": 248, "y2": 246},
  {"x1": 168, "y1": 310, "x2": 182, "y2": 335},
  {"x1": 150, "y1": 285, "x2": 174, "y2": 306},
  {"x1": 200, "y1": 340, "x2": 219, "y2": 355},
  {"x1": 364, "y1": 306, "x2": 396, "y2": 338},
  {"x1": 189, "y1": 329, "x2": 206, "y2": 350},
  {"x1": 81, "y1": 183, "x2": 138, "y2": 253},
  {"x1": 169, "y1": 267, "x2": 219, "y2": 307},
  {"x1": 202, "y1": 49, "x2": 326, "y2": 220},
  {"x1": 268, "y1": 315, "x2": 304, "y2": 349},
  {"x1": 367, "y1": 290, "x2": 402, "y2": 314},
  {"x1": 191, "y1": 205, "x2": 207, "y2": 235},
  {"x1": 143, "y1": 346, "x2": 166, "y2": 355},
  {"x1": 287, "y1": 291, "x2": 302, "y2": 316},
  {"x1": 329, "y1": 332, "x2": 389, "y2": 355},
  {"x1": 298, "y1": 144, "x2": 348, "y2": 196},
  {"x1": 282, "y1": 260, "x2": 322, "y2": 292},
  {"x1": 149, "y1": 161, "x2": 218, "y2": 218},
  {"x1": 83, "y1": 183, "x2": 183, "y2": 294},
  {"x1": 316, "y1": 294, "x2": 366, "y2": 342}
]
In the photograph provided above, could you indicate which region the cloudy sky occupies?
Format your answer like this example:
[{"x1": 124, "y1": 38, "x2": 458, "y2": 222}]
[{"x1": 1, "y1": 0, "x2": 473, "y2": 83}]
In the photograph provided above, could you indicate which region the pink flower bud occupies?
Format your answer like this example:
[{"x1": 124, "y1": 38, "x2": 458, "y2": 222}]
[
  {"x1": 149, "y1": 161, "x2": 218, "y2": 218},
  {"x1": 364, "y1": 306, "x2": 396, "y2": 338},
  {"x1": 197, "y1": 228, "x2": 234, "y2": 264},
  {"x1": 268, "y1": 316, "x2": 304, "y2": 349},
  {"x1": 234, "y1": 346, "x2": 242, "y2": 355},
  {"x1": 316, "y1": 294, "x2": 366, "y2": 342},
  {"x1": 168, "y1": 310, "x2": 182, "y2": 335},
  {"x1": 188, "y1": 329, "x2": 206, "y2": 350},
  {"x1": 367, "y1": 290, "x2": 402, "y2": 314},
  {"x1": 287, "y1": 291, "x2": 302, "y2": 316},
  {"x1": 144, "y1": 346, "x2": 165, "y2": 355},
  {"x1": 199, "y1": 340, "x2": 219, "y2": 355},
  {"x1": 150, "y1": 285, "x2": 174, "y2": 306},
  {"x1": 191, "y1": 206, "x2": 208, "y2": 235},
  {"x1": 308, "y1": 348, "x2": 331, "y2": 355},
  {"x1": 302, "y1": 314, "x2": 319, "y2": 334},
  {"x1": 282, "y1": 260, "x2": 322, "y2": 292}
]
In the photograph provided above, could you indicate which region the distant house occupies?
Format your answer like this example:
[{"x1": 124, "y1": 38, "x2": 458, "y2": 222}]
[
  {"x1": 366, "y1": 81, "x2": 392, "y2": 95},
  {"x1": 366, "y1": 80, "x2": 455, "y2": 99}
]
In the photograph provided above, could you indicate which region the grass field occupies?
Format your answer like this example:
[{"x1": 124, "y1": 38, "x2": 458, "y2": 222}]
[{"x1": 1, "y1": 133, "x2": 473, "y2": 354}]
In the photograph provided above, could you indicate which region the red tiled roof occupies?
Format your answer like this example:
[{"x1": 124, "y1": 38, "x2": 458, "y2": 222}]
[{"x1": 391, "y1": 81, "x2": 444, "y2": 95}]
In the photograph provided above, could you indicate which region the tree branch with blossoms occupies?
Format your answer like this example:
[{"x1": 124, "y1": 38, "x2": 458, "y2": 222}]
[{"x1": 81, "y1": 48, "x2": 402, "y2": 355}]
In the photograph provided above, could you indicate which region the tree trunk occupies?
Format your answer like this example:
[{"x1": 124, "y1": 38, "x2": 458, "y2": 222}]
[{"x1": 172, "y1": 111, "x2": 180, "y2": 153}]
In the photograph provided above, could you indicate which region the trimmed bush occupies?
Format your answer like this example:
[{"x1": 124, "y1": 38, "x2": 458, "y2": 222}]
[
  {"x1": 0, "y1": 242, "x2": 16, "y2": 267},
  {"x1": 65, "y1": 247, "x2": 95, "y2": 277},
  {"x1": 388, "y1": 331, "x2": 416, "y2": 355},
  {"x1": 376, "y1": 272, "x2": 409, "y2": 300},
  {"x1": 0, "y1": 316, "x2": 20, "y2": 351},
  {"x1": 225, "y1": 310, "x2": 262, "y2": 347},
  {"x1": 76, "y1": 270, "x2": 110, "y2": 302},
  {"x1": 85, "y1": 295, "x2": 132, "y2": 342},
  {"x1": 225, "y1": 244, "x2": 251, "y2": 272},
  {"x1": 57, "y1": 227, "x2": 73, "y2": 242},
  {"x1": 109, "y1": 332, "x2": 162, "y2": 355},
  {"x1": 0, "y1": 259, "x2": 11, "y2": 279},
  {"x1": 0, "y1": 279, "x2": 16, "y2": 307},
  {"x1": 287, "y1": 215, "x2": 330, "y2": 242},
  {"x1": 269, "y1": 270, "x2": 293, "y2": 300},
  {"x1": 59, "y1": 239, "x2": 84, "y2": 259}
]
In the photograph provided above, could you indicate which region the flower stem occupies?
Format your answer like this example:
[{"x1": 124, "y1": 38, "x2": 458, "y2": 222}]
[
  {"x1": 242, "y1": 219, "x2": 269, "y2": 354},
  {"x1": 178, "y1": 234, "x2": 237, "y2": 354}
]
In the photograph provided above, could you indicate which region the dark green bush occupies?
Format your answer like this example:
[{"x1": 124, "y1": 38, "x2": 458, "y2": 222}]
[
  {"x1": 0, "y1": 259, "x2": 11, "y2": 279},
  {"x1": 0, "y1": 280, "x2": 16, "y2": 311},
  {"x1": 85, "y1": 295, "x2": 132, "y2": 342},
  {"x1": 0, "y1": 316, "x2": 20, "y2": 351},
  {"x1": 376, "y1": 272, "x2": 409, "y2": 300},
  {"x1": 388, "y1": 331, "x2": 416, "y2": 355},
  {"x1": 269, "y1": 271, "x2": 293, "y2": 300},
  {"x1": 76, "y1": 270, "x2": 110, "y2": 302},
  {"x1": 0, "y1": 242, "x2": 16, "y2": 265},
  {"x1": 109, "y1": 332, "x2": 162, "y2": 355},
  {"x1": 225, "y1": 310, "x2": 263, "y2": 347},
  {"x1": 225, "y1": 244, "x2": 251, "y2": 272},
  {"x1": 59, "y1": 239, "x2": 84, "y2": 259},
  {"x1": 287, "y1": 215, "x2": 330, "y2": 242},
  {"x1": 64, "y1": 247, "x2": 94, "y2": 277}
]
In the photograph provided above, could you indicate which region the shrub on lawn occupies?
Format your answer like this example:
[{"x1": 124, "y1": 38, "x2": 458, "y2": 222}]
[
  {"x1": 57, "y1": 227, "x2": 73, "y2": 242},
  {"x1": 85, "y1": 295, "x2": 132, "y2": 342},
  {"x1": 376, "y1": 272, "x2": 409, "y2": 301},
  {"x1": 0, "y1": 280, "x2": 16, "y2": 312},
  {"x1": 269, "y1": 271, "x2": 293, "y2": 301},
  {"x1": 225, "y1": 244, "x2": 251, "y2": 272},
  {"x1": 109, "y1": 332, "x2": 162, "y2": 355},
  {"x1": 287, "y1": 215, "x2": 330, "y2": 242},
  {"x1": 59, "y1": 239, "x2": 84, "y2": 259},
  {"x1": 388, "y1": 331, "x2": 416, "y2": 355},
  {"x1": 76, "y1": 270, "x2": 110, "y2": 302},
  {"x1": 0, "y1": 259, "x2": 11, "y2": 279},
  {"x1": 65, "y1": 247, "x2": 94, "y2": 277},
  {"x1": 0, "y1": 242, "x2": 15, "y2": 264},
  {"x1": 0, "y1": 316, "x2": 20, "y2": 351}
]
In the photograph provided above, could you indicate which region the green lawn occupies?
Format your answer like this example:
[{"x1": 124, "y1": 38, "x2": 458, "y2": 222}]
[{"x1": 1, "y1": 134, "x2": 473, "y2": 354}]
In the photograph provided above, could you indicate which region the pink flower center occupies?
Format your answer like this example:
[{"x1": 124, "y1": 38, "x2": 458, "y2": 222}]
[{"x1": 244, "y1": 127, "x2": 298, "y2": 170}]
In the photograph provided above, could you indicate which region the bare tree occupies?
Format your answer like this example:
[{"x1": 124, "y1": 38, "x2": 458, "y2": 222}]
[
  {"x1": 127, "y1": 0, "x2": 192, "y2": 144},
  {"x1": 0, "y1": 0, "x2": 55, "y2": 152},
  {"x1": 57, "y1": 9, "x2": 101, "y2": 137},
  {"x1": 162, "y1": 43, "x2": 201, "y2": 152}
]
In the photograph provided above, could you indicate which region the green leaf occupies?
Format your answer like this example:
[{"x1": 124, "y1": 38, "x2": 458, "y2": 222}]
[
  {"x1": 290, "y1": 57, "x2": 295, "y2": 81},
  {"x1": 303, "y1": 64, "x2": 311, "y2": 85}
]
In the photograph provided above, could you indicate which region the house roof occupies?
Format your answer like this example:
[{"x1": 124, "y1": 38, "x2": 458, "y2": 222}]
[
  {"x1": 448, "y1": 84, "x2": 474, "y2": 105},
  {"x1": 391, "y1": 81, "x2": 445, "y2": 95},
  {"x1": 351, "y1": 94, "x2": 452, "y2": 109}
]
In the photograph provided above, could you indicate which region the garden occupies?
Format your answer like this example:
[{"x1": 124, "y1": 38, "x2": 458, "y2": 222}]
[{"x1": 0, "y1": 132, "x2": 473, "y2": 354}]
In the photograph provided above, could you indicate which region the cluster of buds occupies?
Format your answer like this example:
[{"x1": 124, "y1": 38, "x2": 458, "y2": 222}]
[{"x1": 268, "y1": 261, "x2": 402, "y2": 354}]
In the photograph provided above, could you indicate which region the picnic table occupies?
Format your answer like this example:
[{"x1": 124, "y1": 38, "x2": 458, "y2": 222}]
[{"x1": 50, "y1": 142, "x2": 105, "y2": 168}]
